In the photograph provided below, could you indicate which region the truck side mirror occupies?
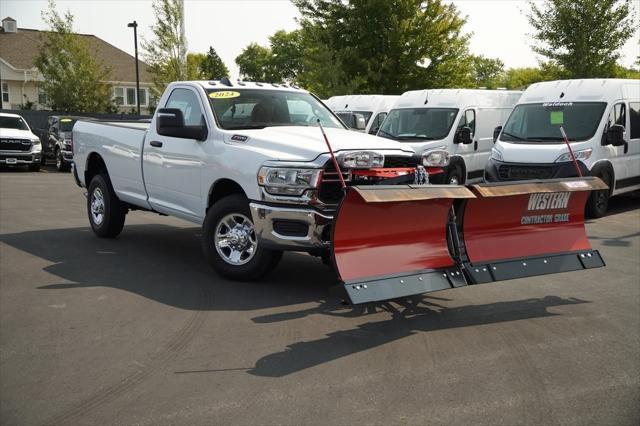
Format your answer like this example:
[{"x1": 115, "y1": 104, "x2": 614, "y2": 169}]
[
  {"x1": 454, "y1": 126, "x2": 472, "y2": 144},
  {"x1": 156, "y1": 108, "x2": 207, "y2": 141},
  {"x1": 493, "y1": 126, "x2": 502, "y2": 143}
]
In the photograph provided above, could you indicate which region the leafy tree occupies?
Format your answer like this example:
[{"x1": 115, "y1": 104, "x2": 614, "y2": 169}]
[
  {"x1": 34, "y1": 0, "x2": 114, "y2": 112},
  {"x1": 526, "y1": 0, "x2": 637, "y2": 78},
  {"x1": 269, "y1": 30, "x2": 304, "y2": 83},
  {"x1": 142, "y1": 0, "x2": 187, "y2": 97},
  {"x1": 293, "y1": 0, "x2": 473, "y2": 97},
  {"x1": 200, "y1": 47, "x2": 229, "y2": 80},
  {"x1": 187, "y1": 53, "x2": 206, "y2": 79},
  {"x1": 236, "y1": 43, "x2": 276, "y2": 82},
  {"x1": 471, "y1": 55, "x2": 504, "y2": 89}
]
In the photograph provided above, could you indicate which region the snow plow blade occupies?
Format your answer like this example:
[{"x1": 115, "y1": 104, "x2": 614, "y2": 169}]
[
  {"x1": 460, "y1": 177, "x2": 607, "y2": 284},
  {"x1": 331, "y1": 177, "x2": 607, "y2": 304},
  {"x1": 331, "y1": 185, "x2": 475, "y2": 304}
]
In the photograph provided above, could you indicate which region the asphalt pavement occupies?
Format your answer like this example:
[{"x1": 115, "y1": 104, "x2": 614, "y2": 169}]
[{"x1": 1, "y1": 165, "x2": 639, "y2": 425}]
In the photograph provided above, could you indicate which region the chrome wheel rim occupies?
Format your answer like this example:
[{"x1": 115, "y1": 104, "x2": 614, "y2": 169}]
[
  {"x1": 91, "y1": 187, "x2": 105, "y2": 225},
  {"x1": 56, "y1": 151, "x2": 61, "y2": 168},
  {"x1": 449, "y1": 175, "x2": 459, "y2": 185},
  {"x1": 214, "y1": 213, "x2": 257, "y2": 265}
]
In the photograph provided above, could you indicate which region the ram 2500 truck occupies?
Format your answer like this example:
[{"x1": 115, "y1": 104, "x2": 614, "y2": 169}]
[{"x1": 73, "y1": 80, "x2": 448, "y2": 280}]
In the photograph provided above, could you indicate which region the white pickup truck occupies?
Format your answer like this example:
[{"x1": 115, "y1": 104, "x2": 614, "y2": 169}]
[{"x1": 73, "y1": 80, "x2": 445, "y2": 280}]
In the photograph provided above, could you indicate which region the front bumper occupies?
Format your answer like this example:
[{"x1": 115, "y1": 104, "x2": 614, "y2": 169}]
[
  {"x1": 61, "y1": 149, "x2": 73, "y2": 163},
  {"x1": 484, "y1": 158, "x2": 590, "y2": 182},
  {"x1": 0, "y1": 151, "x2": 42, "y2": 165},
  {"x1": 249, "y1": 202, "x2": 334, "y2": 251}
]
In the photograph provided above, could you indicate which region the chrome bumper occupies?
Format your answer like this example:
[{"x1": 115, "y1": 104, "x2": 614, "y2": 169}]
[
  {"x1": 0, "y1": 152, "x2": 42, "y2": 164},
  {"x1": 249, "y1": 202, "x2": 334, "y2": 251}
]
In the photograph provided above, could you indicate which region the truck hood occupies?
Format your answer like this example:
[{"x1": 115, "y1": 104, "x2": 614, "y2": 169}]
[
  {"x1": 225, "y1": 126, "x2": 414, "y2": 161},
  {"x1": 496, "y1": 140, "x2": 593, "y2": 163},
  {"x1": 0, "y1": 128, "x2": 38, "y2": 140}
]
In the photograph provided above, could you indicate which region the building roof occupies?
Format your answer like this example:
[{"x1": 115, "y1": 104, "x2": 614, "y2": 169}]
[{"x1": 0, "y1": 26, "x2": 151, "y2": 83}]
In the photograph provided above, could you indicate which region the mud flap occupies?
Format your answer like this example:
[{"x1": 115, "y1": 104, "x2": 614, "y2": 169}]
[
  {"x1": 460, "y1": 177, "x2": 607, "y2": 284},
  {"x1": 331, "y1": 185, "x2": 475, "y2": 304}
]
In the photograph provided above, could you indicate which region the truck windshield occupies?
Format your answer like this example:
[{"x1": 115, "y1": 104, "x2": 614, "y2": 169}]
[
  {"x1": 207, "y1": 89, "x2": 344, "y2": 130},
  {"x1": 59, "y1": 119, "x2": 76, "y2": 132},
  {"x1": 377, "y1": 108, "x2": 458, "y2": 141},
  {"x1": 501, "y1": 102, "x2": 607, "y2": 143},
  {"x1": 0, "y1": 116, "x2": 29, "y2": 131}
]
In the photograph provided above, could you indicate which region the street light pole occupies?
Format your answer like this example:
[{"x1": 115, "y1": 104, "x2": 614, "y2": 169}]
[{"x1": 127, "y1": 20, "x2": 141, "y2": 115}]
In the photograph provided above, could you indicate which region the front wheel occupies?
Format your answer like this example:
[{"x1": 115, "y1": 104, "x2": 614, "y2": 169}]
[
  {"x1": 87, "y1": 174, "x2": 127, "y2": 237},
  {"x1": 586, "y1": 170, "x2": 611, "y2": 218},
  {"x1": 56, "y1": 149, "x2": 70, "y2": 172},
  {"x1": 445, "y1": 164, "x2": 464, "y2": 185},
  {"x1": 202, "y1": 194, "x2": 282, "y2": 281}
]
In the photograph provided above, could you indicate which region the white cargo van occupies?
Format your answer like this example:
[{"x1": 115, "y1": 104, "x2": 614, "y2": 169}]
[
  {"x1": 377, "y1": 89, "x2": 522, "y2": 184},
  {"x1": 325, "y1": 95, "x2": 399, "y2": 135},
  {"x1": 486, "y1": 79, "x2": 640, "y2": 217}
]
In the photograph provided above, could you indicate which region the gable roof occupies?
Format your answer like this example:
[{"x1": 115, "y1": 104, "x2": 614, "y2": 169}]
[{"x1": 0, "y1": 26, "x2": 151, "y2": 83}]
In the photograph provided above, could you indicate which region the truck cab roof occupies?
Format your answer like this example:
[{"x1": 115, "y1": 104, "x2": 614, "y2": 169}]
[{"x1": 190, "y1": 79, "x2": 307, "y2": 93}]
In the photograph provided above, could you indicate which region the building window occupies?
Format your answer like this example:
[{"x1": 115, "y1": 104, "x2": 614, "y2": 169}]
[
  {"x1": 126, "y1": 88, "x2": 136, "y2": 106},
  {"x1": 38, "y1": 87, "x2": 48, "y2": 107},
  {"x1": 114, "y1": 87, "x2": 124, "y2": 106},
  {"x1": 138, "y1": 89, "x2": 147, "y2": 107},
  {"x1": 1, "y1": 82, "x2": 8, "y2": 103}
]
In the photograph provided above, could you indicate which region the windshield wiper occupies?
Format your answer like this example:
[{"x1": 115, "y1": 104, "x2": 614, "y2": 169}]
[
  {"x1": 377, "y1": 129, "x2": 396, "y2": 139},
  {"x1": 525, "y1": 136, "x2": 573, "y2": 142},
  {"x1": 500, "y1": 131, "x2": 526, "y2": 141},
  {"x1": 225, "y1": 125, "x2": 267, "y2": 130}
]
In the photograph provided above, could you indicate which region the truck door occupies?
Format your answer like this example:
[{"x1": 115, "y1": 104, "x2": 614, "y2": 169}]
[{"x1": 143, "y1": 87, "x2": 208, "y2": 221}]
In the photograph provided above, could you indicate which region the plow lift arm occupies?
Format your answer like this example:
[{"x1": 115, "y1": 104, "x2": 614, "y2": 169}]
[{"x1": 331, "y1": 178, "x2": 608, "y2": 304}]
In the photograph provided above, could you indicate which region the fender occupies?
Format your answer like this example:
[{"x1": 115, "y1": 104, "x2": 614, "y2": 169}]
[{"x1": 589, "y1": 160, "x2": 615, "y2": 195}]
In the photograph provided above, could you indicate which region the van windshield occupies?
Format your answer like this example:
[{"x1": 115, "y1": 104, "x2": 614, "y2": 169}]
[
  {"x1": 59, "y1": 119, "x2": 76, "y2": 132},
  {"x1": 377, "y1": 108, "x2": 458, "y2": 141},
  {"x1": 207, "y1": 89, "x2": 344, "y2": 130},
  {"x1": 501, "y1": 102, "x2": 607, "y2": 143}
]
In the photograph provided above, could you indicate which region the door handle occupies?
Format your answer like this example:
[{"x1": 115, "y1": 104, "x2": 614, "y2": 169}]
[
  {"x1": 474, "y1": 140, "x2": 478, "y2": 151},
  {"x1": 150, "y1": 141, "x2": 163, "y2": 148}
]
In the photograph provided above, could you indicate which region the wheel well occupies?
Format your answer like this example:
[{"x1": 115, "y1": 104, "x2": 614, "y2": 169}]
[
  {"x1": 590, "y1": 161, "x2": 615, "y2": 195},
  {"x1": 208, "y1": 179, "x2": 246, "y2": 208},
  {"x1": 85, "y1": 153, "x2": 107, "y2": 186}
]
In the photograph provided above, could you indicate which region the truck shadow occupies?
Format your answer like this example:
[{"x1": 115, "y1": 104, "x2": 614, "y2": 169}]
[
  {"x1": 245, "y1": 295, "x2": 590, "y2": 377},
  {"x1": 0, "y1": 224, "x2": 338, "y2": 312}
]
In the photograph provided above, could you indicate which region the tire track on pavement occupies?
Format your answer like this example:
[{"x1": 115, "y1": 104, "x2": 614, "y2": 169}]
[{"x1": 47, "y1": 283, "x2": 215, "y2": 424}]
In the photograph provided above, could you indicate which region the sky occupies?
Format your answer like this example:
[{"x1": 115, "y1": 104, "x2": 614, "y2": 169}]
[{"x1": 1, "y1": 0, "x2": 639, "y2": 79}]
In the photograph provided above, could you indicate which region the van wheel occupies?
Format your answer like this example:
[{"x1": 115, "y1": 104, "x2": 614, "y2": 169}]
[
  {"x1": 445, "y1": 164, "x2": 463, "y2": 185},
  {"x1": 586, "y1": 170, "x2": 611, "y2": 218},
  {"x1": 87, "y1": 174, "x2": 127, "y2": 237},
  {"x1": 55, "y1": 148, "x2": 69, "y2": 172},
  {"x1": 202, "y1": 194, "x2": 282, "y2": 281}
]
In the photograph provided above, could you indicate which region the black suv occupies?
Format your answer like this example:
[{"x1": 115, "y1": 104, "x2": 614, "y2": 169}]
[{"x1": 43, "y1": 116, "x2": 81, "y2": 172}]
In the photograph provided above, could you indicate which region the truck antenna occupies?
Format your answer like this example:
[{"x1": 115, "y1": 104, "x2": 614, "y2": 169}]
[
  {"x1": 317, "y1": 119, "x2": 346, "y2": 189},
  {"x1": 559, "y1": 126, "x2": 583, "y2": 177}
]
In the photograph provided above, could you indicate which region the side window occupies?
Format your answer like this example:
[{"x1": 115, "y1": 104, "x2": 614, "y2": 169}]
[
  {"x1": 368, "y1": 112, "x2": 387, "y2": 134},
  {"x1": 608, "y1": 102, "x2": 626, "y2": 129},
  {"x1": 629, "y1": 102, "x2": 639, "y2": 140},
  {"x1": 165, "y1": 88, "x2": 205, "y2": 126},
  {"x1": 458, "y1": 109, "x2": 476, "y2": 135}
]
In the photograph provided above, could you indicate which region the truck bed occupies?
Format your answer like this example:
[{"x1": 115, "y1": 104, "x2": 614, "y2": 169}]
[{"x1": 73, "y1": 119, "x2": 152, "y2": 210}]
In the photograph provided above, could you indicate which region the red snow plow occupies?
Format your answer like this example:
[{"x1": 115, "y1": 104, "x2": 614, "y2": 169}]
[{"x1": 330, "y1": 177, "x2": 607, "y2": 304}]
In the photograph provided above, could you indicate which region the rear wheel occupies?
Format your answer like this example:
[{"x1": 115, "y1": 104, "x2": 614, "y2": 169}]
[
  {"x1": 56, "y1": 148, "x2": 69, "y2": 172},
  {"x1": 202, "y1": 194, "x2": 282, "y2": 280},
  {"x1": 87, "y1": 174, "x2": 127, "y2": 237},
  {"x1": 586, "y1": 170, "x2": 611, "y2": 218}
]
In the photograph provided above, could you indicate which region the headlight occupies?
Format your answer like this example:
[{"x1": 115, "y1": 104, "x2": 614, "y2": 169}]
[
  {"x1": 421, "y1": 149, "x2": 450, "y2": 167},
  {"x1": 258, "y1": 167, "x2": 322, "y2": 196},
  {"x1": 339, "y1": 151, "x2": 384, "y2": 169},
  {"x1": 555, "y1": 148, "x2": 592, "y2": 163},
  {"x1": 31, "y1": 138, "x2": 41, "y2": 145},
  {"x1": 491, "y1": 147, "x2": 503, "y2": 162}
]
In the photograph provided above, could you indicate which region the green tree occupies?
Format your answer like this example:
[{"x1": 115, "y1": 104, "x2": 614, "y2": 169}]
[
  {"x1": 293, "y1": 0, "x2": 473, "y2": 97},
  {"x1": 500, "y1": 62, "x2": 565, "y2": 90},
  {"x1": 34, "y1": 0, "x2": 114, "y2": 112},
  {"x1": 269, "y1": 30, "x2": 304, "y2": 83},
  {"x1": 187, "y1": 53, "x2": 206, "y2": 79},
  {"x1": 471, "y1": 55, "x2": 504, "y2": 89},
  {"x1": 527, "y1": 0, "x2": 637, "y2": 78},
  {"x1": 142, "y1": 0, "x2": 187, "y2": 97},
  {"x1": 235, "y1": 43, "x2": 276, "y2": 82},
  {"x1": 200, "y1": 47, "x2": 229, "y2": 80}
]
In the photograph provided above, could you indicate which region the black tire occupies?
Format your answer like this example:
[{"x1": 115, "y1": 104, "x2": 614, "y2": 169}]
[
  {"x1": 202, "y1": 194, "x2": 282, "y2": 281},
  {"x1": 445, "y1": 163, "x2": 464, "y2": 185},
  {"x1": 55, "y1": 148, "x2": 70, "y2": 172},
  {"x1": 87, "y1": 173, "x2": 127, "y2": 238},
  {"x1": 586, "y1": 170, "x2": 611, "y2": 218}
]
